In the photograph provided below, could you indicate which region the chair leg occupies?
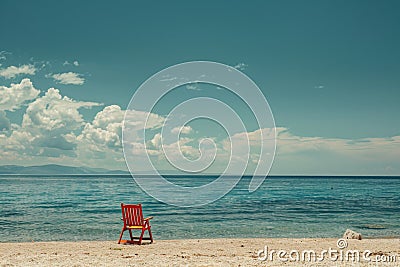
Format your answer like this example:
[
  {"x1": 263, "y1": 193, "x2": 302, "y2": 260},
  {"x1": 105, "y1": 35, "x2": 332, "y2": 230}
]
[
  {"x1": 128, "y1": 229, "x2": 134, "y2": 242},
  {"x1": 139, "y1": 229, "x2": 145, "y2": 245},
  {"x1": 118, "y1": 228, "x2": 125, "y2": 244},
  {"x1": 148, "y1": 227, "x2": 153, "y2": 243}
]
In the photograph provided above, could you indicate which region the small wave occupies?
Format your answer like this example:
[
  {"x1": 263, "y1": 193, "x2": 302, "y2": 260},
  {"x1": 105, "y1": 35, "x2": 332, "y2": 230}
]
[{"x1": 359, "y1": 224, "x2": 387, "y2": 230}]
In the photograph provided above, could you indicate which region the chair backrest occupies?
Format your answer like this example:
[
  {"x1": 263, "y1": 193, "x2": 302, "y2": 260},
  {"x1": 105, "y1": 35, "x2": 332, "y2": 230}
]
[{"x1": 121, "y1": 203, "x2": 144, "y2": 226}]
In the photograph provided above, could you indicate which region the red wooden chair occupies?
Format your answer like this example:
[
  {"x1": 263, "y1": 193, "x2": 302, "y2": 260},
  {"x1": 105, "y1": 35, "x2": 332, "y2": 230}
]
[{"x1": 118, "y1": 203, "x2": 154, "y2": 245}]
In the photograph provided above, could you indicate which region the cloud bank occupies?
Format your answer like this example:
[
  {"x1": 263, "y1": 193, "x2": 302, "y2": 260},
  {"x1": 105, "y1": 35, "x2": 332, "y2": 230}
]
[
  {"x1": 0, "y1": 78, "x2": 40, "y2": 111},
  {"x1": 51, "y1": 72, "x2": 85, "y2": 85},
  {"x1": 0, "y1": 78, "x2": 399, "y2": 175},
  {"x1": 0, "y1": 64, "x2": 37, "y2": 79}
]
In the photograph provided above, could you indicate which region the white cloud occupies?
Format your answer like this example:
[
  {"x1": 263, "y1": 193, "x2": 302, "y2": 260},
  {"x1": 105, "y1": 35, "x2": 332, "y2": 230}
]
[
  {"x1": 51, "y1": 72, "x2": 85, "y2": 85},
  {"x1": 150, "y1": 133, "x2": 162, "y2": 149},
  {"x1": 0, "y1": 77, "x2": 399, "y2": 175},
  {"x1": 160, "y1": 76, "x2": 177, "y2": 82},
  {"x1": 0, "y1": 78, "x2": 40, "y2": 111},
  {"x1": 171, "y1": 125, "x2": 193, "y2": 135},
  {"x1": 123, "y1": 109, "x2": 165, "y2": 133},
  {"x1": 271, "y1": 127, "x2": 400, "y2": 174},
  {"x1": 273, "y1": 127, "x2": 400, "y2": 158},
  {"x1": 22, "y1": 87, "x2": 100, "y2": 132},
  {"x1": 186, "y1": 83, "x2": 201, "y2": 90},
  {"x1": 218, "y1": 127, "x2": 400, "y2": 175},
  {"x1": 0, "y1": 87, "x2": 102, "y2": 160},
  {"x1": 75, "y1": 106, "x2": 166, "y2": 169},
  {"x1": 63, "y1": 60, "x2": 79, "y2": 66},
  {"x1": 77, "y1": 105, "x2": 124, "y2": 151},
  {"x1": 0, "y1": 64, "x2": 37, "y2": 79},
  {"x1": 2, "y1": 111, "x2": 400, "y2": 174},
  {"x1": 23, "y1": 88, "x2": 99, "y2": 155},
  {"x1": 314, "y1": 85, "x2": 325, "y2": 89},
  {"x1": 233, "y1": 63, "x2": 248, "y2": 71}
]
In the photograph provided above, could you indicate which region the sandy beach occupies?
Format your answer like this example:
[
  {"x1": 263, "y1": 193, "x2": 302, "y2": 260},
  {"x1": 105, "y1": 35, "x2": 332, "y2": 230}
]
[{"x1": 1, "y1": 238, "x2": 399, "y2": 266}]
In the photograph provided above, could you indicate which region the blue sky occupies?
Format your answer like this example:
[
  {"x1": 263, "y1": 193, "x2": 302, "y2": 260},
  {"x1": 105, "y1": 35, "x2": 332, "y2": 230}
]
[{"x1": 0, "y1": 0, "x2": 399, "y2": 175}]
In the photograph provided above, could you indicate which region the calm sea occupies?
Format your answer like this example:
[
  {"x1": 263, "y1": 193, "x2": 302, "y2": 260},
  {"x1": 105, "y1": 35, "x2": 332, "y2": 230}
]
[{"x1": 1, "y1": 176, "x2": 399, "y2": 242}]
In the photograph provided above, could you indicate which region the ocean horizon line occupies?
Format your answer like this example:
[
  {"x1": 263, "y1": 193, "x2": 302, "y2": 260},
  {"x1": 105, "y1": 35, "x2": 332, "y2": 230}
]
[{"x1": 1, "y1": 174, "x2": 400, "y2": 178}]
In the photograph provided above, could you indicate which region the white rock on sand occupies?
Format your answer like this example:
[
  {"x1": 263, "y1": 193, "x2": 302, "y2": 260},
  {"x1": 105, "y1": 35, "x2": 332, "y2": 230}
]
[{"x1": 343, "y1": 229, "x2": 362, "y2": 240}]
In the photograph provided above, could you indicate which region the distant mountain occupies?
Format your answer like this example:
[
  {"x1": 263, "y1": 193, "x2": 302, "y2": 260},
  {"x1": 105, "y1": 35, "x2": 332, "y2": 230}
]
[
  {"x1": 0, "y1": 164, "x2": 130, "y2": 175},
  {"x1": 0, "y1": 164, "x2": 245, "y2": 176}
]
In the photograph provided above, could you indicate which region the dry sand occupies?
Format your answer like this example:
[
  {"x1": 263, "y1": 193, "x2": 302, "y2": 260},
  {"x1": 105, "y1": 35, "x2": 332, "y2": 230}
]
[{"x1": 1, "y1": 238, "x2": 399, "y2": 266}]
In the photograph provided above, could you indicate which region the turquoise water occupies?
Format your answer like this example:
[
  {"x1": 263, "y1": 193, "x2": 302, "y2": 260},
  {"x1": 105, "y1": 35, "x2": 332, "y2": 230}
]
[{"x1": 1, "y1": 176, "x2": 399, "y2": 242}]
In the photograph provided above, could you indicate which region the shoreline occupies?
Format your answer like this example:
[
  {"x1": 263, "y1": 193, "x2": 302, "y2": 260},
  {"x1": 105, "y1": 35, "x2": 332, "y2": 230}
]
[
  {"x1": 1, "y1": 238, "x2": 399, "y2": 266},
  {"x1": 2, "y1": 235, "x2": 399, "y2": 245}
]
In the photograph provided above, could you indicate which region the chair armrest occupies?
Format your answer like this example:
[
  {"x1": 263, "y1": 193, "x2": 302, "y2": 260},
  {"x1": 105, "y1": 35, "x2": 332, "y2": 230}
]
[{"x1": 144, "y1": 216, "x2": 153, "y2": 221}]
